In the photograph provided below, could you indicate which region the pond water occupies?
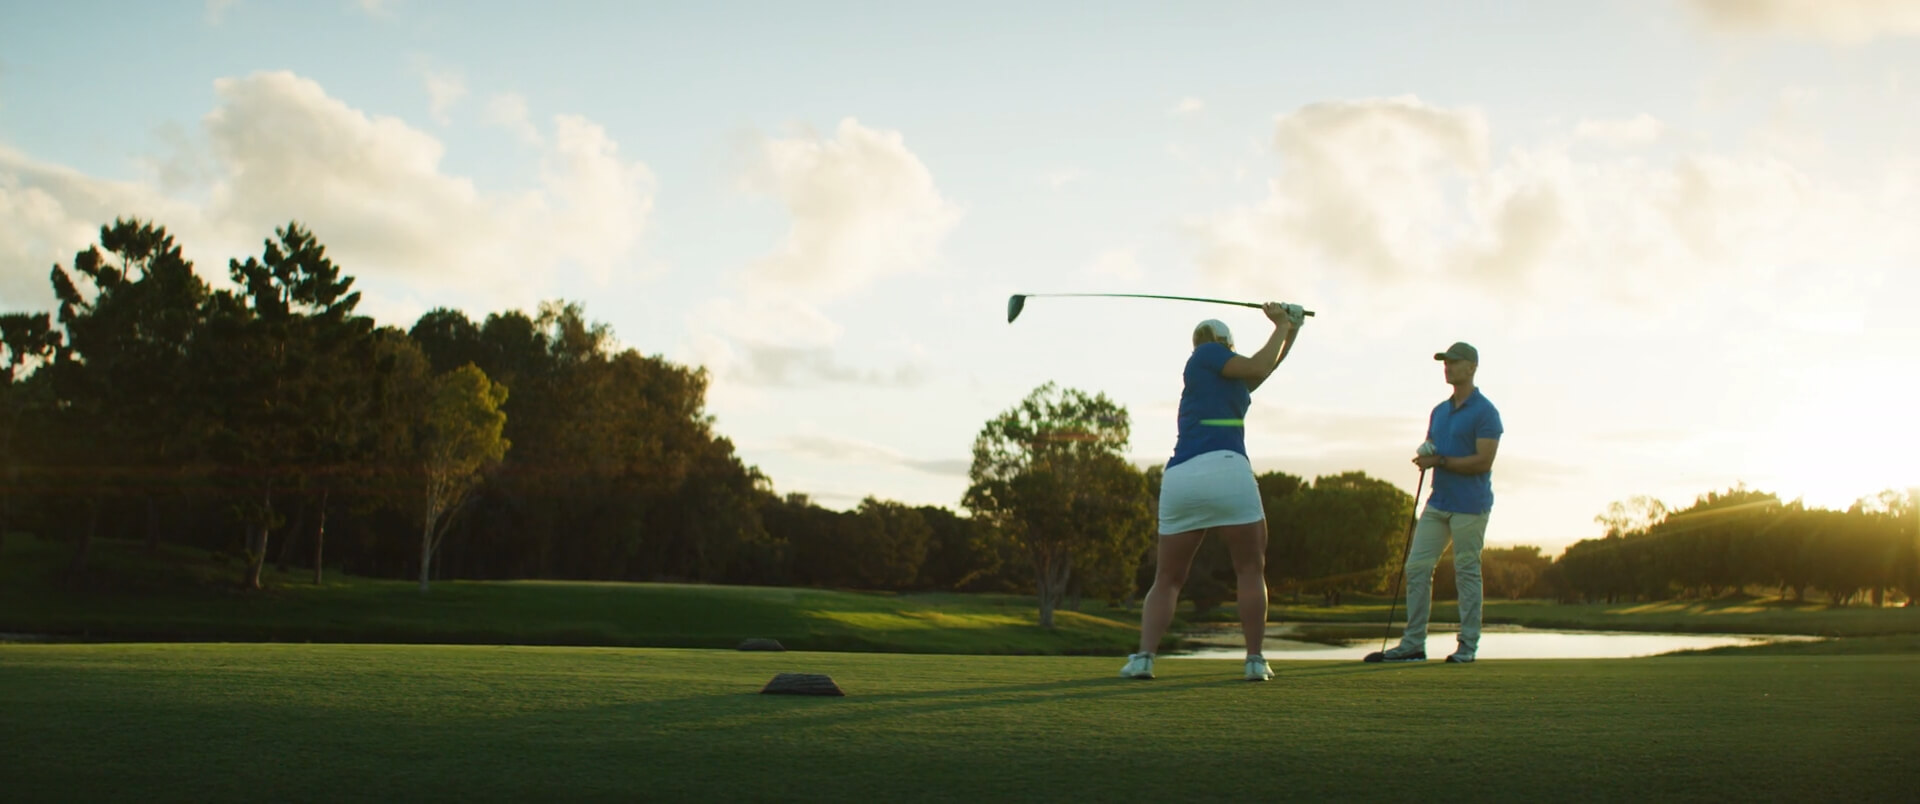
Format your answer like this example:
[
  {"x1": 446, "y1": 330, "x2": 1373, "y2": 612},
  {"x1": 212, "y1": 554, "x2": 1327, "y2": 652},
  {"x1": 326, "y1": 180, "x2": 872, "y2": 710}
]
[{"x1": 1170, "y1": 623, "x2": 1821, "y2": 660}]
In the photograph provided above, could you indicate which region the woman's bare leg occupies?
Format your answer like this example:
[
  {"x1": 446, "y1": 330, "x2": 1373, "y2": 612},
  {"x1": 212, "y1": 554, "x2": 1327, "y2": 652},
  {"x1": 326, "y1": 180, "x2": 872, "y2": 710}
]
[
  {"x1": 1137, "y1": 531, "x2": 1206, "y2": 654},
  {"x1": 1218, "y1": 519, "x2": 1270, "y2": 656}
]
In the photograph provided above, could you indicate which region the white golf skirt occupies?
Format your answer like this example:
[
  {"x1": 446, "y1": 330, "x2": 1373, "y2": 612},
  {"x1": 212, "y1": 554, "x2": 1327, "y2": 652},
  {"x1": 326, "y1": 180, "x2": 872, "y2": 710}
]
[{"x1": 1157, "y1": 450, "x2": 1264, "y2": 535}]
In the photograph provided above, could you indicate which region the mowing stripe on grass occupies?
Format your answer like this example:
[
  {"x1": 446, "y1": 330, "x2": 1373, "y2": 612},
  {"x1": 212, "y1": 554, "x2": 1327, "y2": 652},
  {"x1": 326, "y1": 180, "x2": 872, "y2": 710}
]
[{"x1": 2, "y1": 643, "x2": 1914, "y2": 802}]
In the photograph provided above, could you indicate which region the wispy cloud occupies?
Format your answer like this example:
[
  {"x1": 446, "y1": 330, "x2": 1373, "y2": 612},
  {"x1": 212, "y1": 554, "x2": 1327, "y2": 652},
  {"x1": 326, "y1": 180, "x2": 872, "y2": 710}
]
[
  {"x1": 1040, "y1": 168, "x2": 1084, "y2": 190},
  {"x1": 722, "y1": 343, "x2": 928, "y2": 389},
  {"x1": 784, "y1": 434, "x2": 968, "y2": 476},
  {"x1": 205, "y1": 0, "x2": 240, "y2": 24},
  {"x1": 1082, "y1": 247, "x2": 1143, "y2": 283},
  {"x1": 484, "y1": 93, "x2": 542, "y2": 144},
  {"x1": 1169, "y1": 97, "x2": 1205, "y2": 116},
  {"x1": 684, "y1": 296, "x2": 926, "y2": 389},
  {"x1": 422, "y1": 70, "x2": 466, "y2": 125},
  {"x1": 1574, "y1": 113, "x2": 1666, "y2": 147},
  {"x1": 1686, "y1": 0, "x2": 1920, "y2": 44}
]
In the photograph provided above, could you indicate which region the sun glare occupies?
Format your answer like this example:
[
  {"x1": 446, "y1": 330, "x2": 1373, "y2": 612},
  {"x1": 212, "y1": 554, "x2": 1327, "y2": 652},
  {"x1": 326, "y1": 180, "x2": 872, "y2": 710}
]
[{"x1": 1761, "y1": 374, "x2": 1920, "y2": 510}]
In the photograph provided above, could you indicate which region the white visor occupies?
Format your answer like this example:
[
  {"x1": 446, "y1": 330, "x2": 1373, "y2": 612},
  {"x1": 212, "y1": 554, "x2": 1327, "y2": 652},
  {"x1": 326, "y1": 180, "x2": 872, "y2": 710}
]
[{"x1": 1195, "y1": 318, "x2": 1233, "y2": 347}]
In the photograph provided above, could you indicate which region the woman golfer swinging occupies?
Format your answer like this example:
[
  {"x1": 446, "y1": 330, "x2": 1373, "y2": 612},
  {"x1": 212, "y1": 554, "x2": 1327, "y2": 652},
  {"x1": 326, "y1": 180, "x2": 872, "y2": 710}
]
[{"x1": 1122, "y1": 301, "x2": 1303, "y2": 682}]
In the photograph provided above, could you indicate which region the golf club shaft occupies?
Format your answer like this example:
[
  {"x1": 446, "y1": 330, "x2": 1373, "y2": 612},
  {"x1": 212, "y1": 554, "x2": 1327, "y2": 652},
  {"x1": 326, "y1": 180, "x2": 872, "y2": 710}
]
[
  {"x1": 1020, "y1": 293, "x2": 1314, "y2": 316},
  {"x1": 1380, "y1": 469, "x2": 1427, "y2": 654}
]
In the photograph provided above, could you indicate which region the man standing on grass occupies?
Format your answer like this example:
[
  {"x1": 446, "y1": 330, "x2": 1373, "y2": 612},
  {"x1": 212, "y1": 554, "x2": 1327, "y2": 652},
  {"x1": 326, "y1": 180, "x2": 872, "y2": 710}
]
[{"x1": 1366, "y1": 342, "x2": 1502, "y2": 664}]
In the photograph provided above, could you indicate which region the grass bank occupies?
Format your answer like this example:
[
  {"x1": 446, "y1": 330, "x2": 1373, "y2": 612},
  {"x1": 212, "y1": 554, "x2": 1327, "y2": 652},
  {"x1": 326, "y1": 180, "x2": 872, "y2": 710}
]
[
  {"x1": 0, "y1": 536, "x2": 1137, "y2": 655},
  {"x1": 7, "y1": 535, "x2": 1916, "y2": 654}
]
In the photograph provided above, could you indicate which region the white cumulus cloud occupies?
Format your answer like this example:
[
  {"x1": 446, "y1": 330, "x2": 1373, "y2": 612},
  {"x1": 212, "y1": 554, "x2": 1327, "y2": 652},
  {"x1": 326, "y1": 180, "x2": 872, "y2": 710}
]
[
  {"x1": 0, "y1": 146, "x2": 200, "y2": 309},
  {"x1": 1185, "y1": 96, "x2": 1491, "y2": 293},
  {"x1": 740, "y1": 118, "x2": 962, "y2": 301},
  {"x1": 689, "y1": 118, "x2": 956, "y2": 390},
  {"x1": 1185, "y1": 96, "x2": 1917, "y2": 318},
  {"x1": 0, "y1": 70, "x2": 656, "y2": 316}
]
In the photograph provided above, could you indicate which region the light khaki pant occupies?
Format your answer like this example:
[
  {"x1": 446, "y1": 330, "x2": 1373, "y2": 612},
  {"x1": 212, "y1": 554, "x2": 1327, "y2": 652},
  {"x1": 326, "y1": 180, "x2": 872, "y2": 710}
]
[{"x1": 1397, "y1": 505, "x2": 1490, "y2": 656}]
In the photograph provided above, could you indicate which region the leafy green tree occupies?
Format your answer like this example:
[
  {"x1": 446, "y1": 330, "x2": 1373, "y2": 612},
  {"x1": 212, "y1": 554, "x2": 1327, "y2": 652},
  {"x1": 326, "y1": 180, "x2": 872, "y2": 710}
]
[
  {"x1": 964, "y1": 382, "x2": 1151, "y2": 628},
  {"x1": 1266, "y1": 471, "x2": 1409, "y2": 606},
  {"x1": 1558, "y1": 535, "x2": 1637, "y2": 603},
  {"x1": 320, "y1": 327, "x2": 432, "y2": 584},
  {"x1": 1058, "y1": 459, "x2": 1152, "y2": 610},
  {"x1": 408, "y1": 309, "x2": 551, "y2": 577},
  {"x1": 415, "y1": 364, "x2": 508, "y2": 592},
  {"x1": 645, "y1": 436, "x2": 776, "y2": 584},
  {"x1": 0, "y1": 313, "x2": 60, "y2": 552},
  {"x1": 1482, "y1": 546, "x2": 1550, "y2": 599},
  {"x1": 190, "y1": 222, "x2": 369, "y2": 588},
  {"x1": 915, "y1": 505, "x2": 996, "y2": 591},
  {"x1": 46, "y1": 219, "x2": 211, "y2": 571},
  {"x1": 408, "y1": 308, "x2": 487, "y2": 375},
  {"x1": 768, "y1": 492, "x2": 850, "y2": 587},
  {"x1": 427, "y1": 303, "x2": 723, "y2": 582},
  {"x1": 1896, "y1": 491, "x2": 1920, "y2": 605},
  {"x1": 1653, "y1": 487, "x2": 1778, "y2": 597},
  {"x1": 1754, "y1": 501, "x2": 1816, "y2": 600},
  {"x1": 1849, "y1": 490, "x2": 1916, "y2": 606},
  {"x1": 847, "y1": 498, "x2": 931, "y2": 589},
  {"x1": 1594, "y1": 495, "x2": 1670, "y2": 538}
]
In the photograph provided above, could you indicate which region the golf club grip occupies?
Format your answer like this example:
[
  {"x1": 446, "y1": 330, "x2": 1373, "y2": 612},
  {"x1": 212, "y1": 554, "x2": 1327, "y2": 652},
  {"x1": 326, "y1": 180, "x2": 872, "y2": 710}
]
[{"x1": 1232, "y1": 301, "x2": 1316, "y2": 317}]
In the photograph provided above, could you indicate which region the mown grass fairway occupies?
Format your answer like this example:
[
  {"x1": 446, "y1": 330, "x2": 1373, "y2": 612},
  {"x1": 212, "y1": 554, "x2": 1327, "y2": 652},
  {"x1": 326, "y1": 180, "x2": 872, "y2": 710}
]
[
  {"x1": 9, "y1": 537, "x2": 1916, "y2": 657},
  {"x1": 0, "y1": 537, "x2": 1138, "y2": 654},
  {"x1": 2, "y1": 643, "x2": 1914, "y2": 802}
]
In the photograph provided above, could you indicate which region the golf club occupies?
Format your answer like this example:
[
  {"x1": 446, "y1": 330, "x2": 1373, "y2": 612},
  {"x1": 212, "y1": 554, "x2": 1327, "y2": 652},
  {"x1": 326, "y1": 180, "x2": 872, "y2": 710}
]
[
  {"x1": 1380, "y1": 468, "x2": 1428, "y2": 655},
  {"x1": 1007, "y1": 293, "x2": 1316, "y2": 324}
]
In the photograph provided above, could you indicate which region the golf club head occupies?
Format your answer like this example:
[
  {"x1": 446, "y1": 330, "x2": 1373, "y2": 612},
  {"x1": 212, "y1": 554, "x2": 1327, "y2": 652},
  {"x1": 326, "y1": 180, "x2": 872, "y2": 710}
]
[{"x1": 1007, "y1": 294, "x2": 1027, "y2": 323}]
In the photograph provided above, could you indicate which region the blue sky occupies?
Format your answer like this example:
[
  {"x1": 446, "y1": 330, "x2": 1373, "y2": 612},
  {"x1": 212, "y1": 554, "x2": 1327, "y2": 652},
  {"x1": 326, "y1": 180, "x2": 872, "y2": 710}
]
[{"x1": 4, "y1": 0, "x2": 1918, "y2": 554}]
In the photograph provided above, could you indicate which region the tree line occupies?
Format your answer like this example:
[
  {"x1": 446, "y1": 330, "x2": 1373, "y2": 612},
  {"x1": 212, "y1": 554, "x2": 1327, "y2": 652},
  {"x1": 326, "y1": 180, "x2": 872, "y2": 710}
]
[
  {"x1": 4, "y1": 219, "x2": 1910, "y2": 615},
  {"x1": 0, "y1": 220, "x2": 1430, "y2": 616},
  {"x1": 1550, "y1": 487, "x2": 1918, "y2": 606},
  {"x1": 0, "y1": 219, "x2": 1045, "y2": 595}
]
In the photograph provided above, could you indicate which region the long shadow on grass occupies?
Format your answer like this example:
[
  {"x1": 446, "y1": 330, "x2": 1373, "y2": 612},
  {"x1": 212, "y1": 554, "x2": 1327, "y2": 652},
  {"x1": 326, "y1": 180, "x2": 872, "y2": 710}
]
[
  {"x1": 613, "y1": 667, "x2": 1384, "y2": 734},
  {"x1": 1272, "y1": 663, "x2": 1409, "y2": 679},
  {"x1": 581, "y1": 677, "x2": 1215, "y2": 735}
]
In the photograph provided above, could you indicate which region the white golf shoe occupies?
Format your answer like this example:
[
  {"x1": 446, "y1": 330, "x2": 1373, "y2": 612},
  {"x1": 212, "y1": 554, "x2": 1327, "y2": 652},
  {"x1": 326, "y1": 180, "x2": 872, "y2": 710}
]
[
  {"x1": 1119, "y1": 653, "x2": 1155, "y2": 679},
  {"x1": 1244, "y1": 655, "x2": 1273, "y2": 681}
]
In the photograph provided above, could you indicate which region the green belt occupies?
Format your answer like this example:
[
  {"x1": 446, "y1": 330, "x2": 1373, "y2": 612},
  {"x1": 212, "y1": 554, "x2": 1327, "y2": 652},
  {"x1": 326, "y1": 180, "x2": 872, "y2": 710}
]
[{"x1": 1199, "y1": 419, "x2": 1244, "y2": 427}]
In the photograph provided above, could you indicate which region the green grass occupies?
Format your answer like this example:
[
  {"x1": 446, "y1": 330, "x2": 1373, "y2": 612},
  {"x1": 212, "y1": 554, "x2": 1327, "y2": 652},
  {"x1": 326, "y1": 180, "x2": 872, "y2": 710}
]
[
  {"x1": 0, "y1": 535, "x2": 1141, "y2": 654},
  {"x1": 9, "y1": 535, "x2": 1919, "y2": 657},
  {"x1": 1666, "y1": 633, "x2": 1920, "y2": 656},
  {"x1": 2, "y1": 643, "x2": 1914, "y2": 802}
]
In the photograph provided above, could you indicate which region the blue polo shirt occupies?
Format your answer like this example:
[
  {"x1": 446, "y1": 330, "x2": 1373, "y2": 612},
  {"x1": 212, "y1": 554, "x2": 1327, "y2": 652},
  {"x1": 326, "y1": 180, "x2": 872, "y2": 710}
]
[
  {"x1": 1427, "y1": 388, "x2": 1502, "y2": 514},
  {"x1": 1168, "y1": 342, "x2": 1250, "y2": 468}
]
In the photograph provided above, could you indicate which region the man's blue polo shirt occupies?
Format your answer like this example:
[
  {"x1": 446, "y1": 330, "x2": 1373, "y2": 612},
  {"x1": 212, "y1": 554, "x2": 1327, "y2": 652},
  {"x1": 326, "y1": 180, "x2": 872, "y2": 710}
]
[
  {"x1": 1168, "y1": 342, "x2": 1249, "y2": 468},
  {"x1": 1427, "y1": 387, "x2": 1502, "y2": 515}
]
